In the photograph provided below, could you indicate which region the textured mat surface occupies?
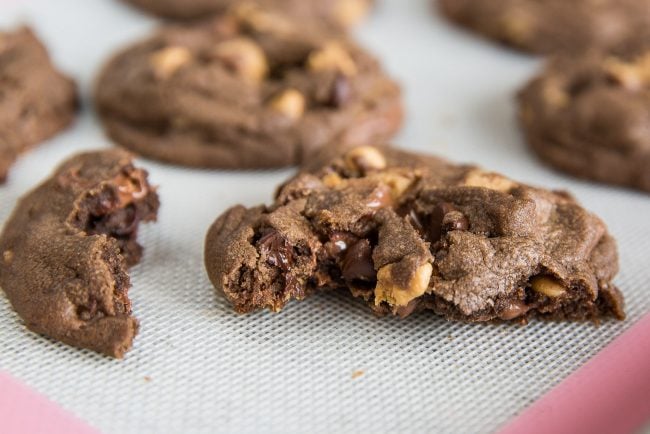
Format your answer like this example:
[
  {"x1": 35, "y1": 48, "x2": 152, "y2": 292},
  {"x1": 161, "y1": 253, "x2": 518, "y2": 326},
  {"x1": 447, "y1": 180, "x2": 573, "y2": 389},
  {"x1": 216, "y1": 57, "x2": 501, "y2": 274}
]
[{"x1": 0, "y1": 0, "x2": 648, "y2": 433}]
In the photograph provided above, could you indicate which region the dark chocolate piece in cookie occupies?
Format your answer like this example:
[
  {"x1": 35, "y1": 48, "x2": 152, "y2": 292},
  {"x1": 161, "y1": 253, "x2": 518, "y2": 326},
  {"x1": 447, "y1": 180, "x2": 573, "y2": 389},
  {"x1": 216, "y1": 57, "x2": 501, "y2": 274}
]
[
  {"x1": 438, "y1": 0, "x2": 650, "y2": 55},
  {"x1": 122, "y1": 0, "x2": 372, "y2": 29},
  {"x1": 518, "y1": 50, "x2": 650, "y2": 193},
  {"x1": 0, "y1": 26, "x2": 78, "y2": 183},
  {"x1": 0, "y1": 150, "x2": 159, "y2": 358},
  {"x1": 95, "y1": 6, "x2": 402, "y2": 169},
  {"x1": 205, "y1": 146, "x2": 624, "y2": 323}
]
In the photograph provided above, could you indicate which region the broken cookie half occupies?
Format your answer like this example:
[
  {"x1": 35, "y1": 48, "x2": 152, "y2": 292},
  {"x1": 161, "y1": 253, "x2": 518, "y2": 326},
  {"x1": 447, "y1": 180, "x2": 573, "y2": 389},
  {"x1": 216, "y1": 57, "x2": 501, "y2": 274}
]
[
  {"x1": 0, "y1": 149, "x2": 159, "y2": 357},
  {"x1": 205, "y1": 146, "x2": 624, "y2": 323}
]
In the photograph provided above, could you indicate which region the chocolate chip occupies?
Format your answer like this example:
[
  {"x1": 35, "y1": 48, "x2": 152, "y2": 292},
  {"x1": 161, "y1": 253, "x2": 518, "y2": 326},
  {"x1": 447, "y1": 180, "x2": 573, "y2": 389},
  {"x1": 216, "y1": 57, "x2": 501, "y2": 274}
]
[
  {"x1": 342, "y1": 239, "x2": 376, "y2": 281},
  {"x1": 328, "y1": 73, "x2": 351, "y2": 107},
  {"x1": 257, "y1": 229, "x2": 293, "y2": 271},
  {"x1": 365, "y1": 185, "x2": 392, "y2": 209},
  {"x1": 427, "y1": 203, "x2": 470, "y2": 242},
  {"x1": 567, "y1": 76, "x2": 593, "y2": 96},
  {"x1": 87, "y1": 188, "x2": 119, "y2": 215},
  {"x1": 326, "y1": 231, "x2": 359, "y2": 256},
  {"x1": 284, "y1": 273, "x2": 301, "y2": 295},
  {"x1": 406, "y1": 209, "x2": 425, "y2": 234},
  {"x1": 428, "y1": 202, "x2": 456, "y2": 242},
  {"x1": 105, "y1": 204, "x2": 140, "y2": 235},
  {"x1": 395, "y1": 299, "x2": 419, "y2": 318},
  {"x1": 498, "y1": 299, "x2": 530, "y2": 320},
  {"x1": 442, "y1": 210, "x2": 469, "y2": 232}
]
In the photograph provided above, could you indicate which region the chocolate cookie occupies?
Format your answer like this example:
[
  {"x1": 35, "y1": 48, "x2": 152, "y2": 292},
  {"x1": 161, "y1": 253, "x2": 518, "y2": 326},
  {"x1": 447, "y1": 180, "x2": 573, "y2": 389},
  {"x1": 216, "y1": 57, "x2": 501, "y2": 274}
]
[
  {"x1": 205, "y1": 146, "x2": 624, "y2": 323},
  {"x1": 95, "y1": 6, "x2": 402, "y2": 168},
  {"x1": 518, "y1": 50, "x2": 650, "y2": 193},
  {"x1": 0, "y1": 150, "x2": 159, "y2": 358},
  {"x1": 122, "y1": 0, "x2": 372, "y2": 28},
  {"x1": 0, "y1": 26, "x2": 78, "y2": 183},
  {"x1": 438, "y1": 0, "x2": 650, "y2": 55}
]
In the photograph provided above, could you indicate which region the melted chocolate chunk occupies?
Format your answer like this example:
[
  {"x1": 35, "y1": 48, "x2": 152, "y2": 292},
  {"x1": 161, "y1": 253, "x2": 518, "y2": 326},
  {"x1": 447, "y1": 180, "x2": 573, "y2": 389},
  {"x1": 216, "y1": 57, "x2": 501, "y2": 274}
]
[
  {"x1": 258, "y1": 230, "x2": 293, "y2": 272},
  {"x1": 342, "y1": 239, "x2": 376, "y2": 282}
]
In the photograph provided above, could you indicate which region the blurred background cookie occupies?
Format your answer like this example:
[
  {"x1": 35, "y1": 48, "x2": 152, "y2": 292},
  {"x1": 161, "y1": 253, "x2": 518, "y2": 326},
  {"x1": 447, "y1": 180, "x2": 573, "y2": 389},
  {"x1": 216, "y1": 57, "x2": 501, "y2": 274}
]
[
  {"x1": 518, "y1": 49, "x2": 650, "y2": 192},
  {"x1": 95, "y1": 6, "x2": 402, "y2": 169},
  {"x1": 438, "y1": 0, "x2": 650, "y2": 55},
  {"x1": 122, "y1": 0, "x2": 373, "y2": 29},
  {"x1": 0, "y1": 26, "x2": 77, "y2": 183}
]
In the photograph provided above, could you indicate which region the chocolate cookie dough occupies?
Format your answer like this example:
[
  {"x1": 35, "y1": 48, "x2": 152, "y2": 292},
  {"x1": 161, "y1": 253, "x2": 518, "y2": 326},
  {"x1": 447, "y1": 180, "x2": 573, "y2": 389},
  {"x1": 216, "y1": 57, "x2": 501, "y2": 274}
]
[
  {"x1": 518, "y1": 50, "x2": 650, "y2": 192},
  {"x1": 95, "y1": 6, "x2": 402, "y2": 168},
  {"x1": 205, "y1": 146, "x2": 624, "y2": 323},
  {"x1": 123, "y1": 0, "x2": 372, "y2": 28},
  {"x1": 438, "y1": 0, "x2": 650, "y2": 55},
  {"x1": 0, "y1": 26, "x2": 77, "y2": 183},
  {"x1": 0, "y1": 150, "x2": 159, "y2": 358}
]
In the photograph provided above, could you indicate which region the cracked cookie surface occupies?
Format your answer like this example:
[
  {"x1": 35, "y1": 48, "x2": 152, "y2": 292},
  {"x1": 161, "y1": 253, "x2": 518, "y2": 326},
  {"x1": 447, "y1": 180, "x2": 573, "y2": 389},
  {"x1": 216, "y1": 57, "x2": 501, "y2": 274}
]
[
  {"x1": 519, "y1": 49, "x2": 650, "y2": 193},
  {"x1": 438, "y1": 0, "x2": 650, "y2": 55},
  {"x1": 123, "y1": 0, "x2": 373, "y2": 29},
  {"x1": 0, "y1": 150, "x2": 159, "y2": 358},
  {"x1": 0, "y1": 26, "x2": 77, "y2": 183},
  {"x1": 205, "y1": 146, "x2": 624, "y2": 323},
  {"x1": 95, "y1": 6, "x2": 401, "y2": 169}
]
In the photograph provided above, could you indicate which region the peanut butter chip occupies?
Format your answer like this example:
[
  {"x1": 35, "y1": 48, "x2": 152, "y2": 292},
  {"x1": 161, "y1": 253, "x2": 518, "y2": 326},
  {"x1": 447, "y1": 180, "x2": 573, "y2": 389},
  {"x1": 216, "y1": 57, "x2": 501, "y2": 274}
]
[
  {"x1": 542, "y1": 81, "x2": 569, "y2": 108},
  {"x1": 233, "y1": 2, "x2": 294, "y2": 35},
  {"x1": 374, "y1": 263, "x2": 432, "y2": 307},
  {"x1": 150, "y1": 46, "x2": 192, "y2": 80},
  {"x1": 344, "y1": 146, "x2": 387, "y2": 173},
  {"x1": 114, "y1": 172, "x2": 148, "y2": 205},
  {"x1": 214, "y1": 37, "x2": 268, "y2": 83},
  {"x1": 499, "y1": 9, "x2": 533, "y2": 42},
  {"x1": 381, "y1": 173, "x2": 412, "y2": 200},
  {"x1": 604, "y1": 52, "x2": 650, "y2": 91},
  {"x1": 463, "y1": 169, "x2": 516, "y2": 192},
  {"x1": 269, "y1": 89, "x2": 306, "y2": 120},
  {"x1": 530, "y1": 276, "x2": 566, "y2": 297},
  {"x1": 322, "y1": 172, "x2": 344, "y2": 188},
  {"x1": 307, "y1": 42, "x2": 358, "y2": 77},
  {"x1": 334, "y1": 0, "x2": 370, "y2": 27}
]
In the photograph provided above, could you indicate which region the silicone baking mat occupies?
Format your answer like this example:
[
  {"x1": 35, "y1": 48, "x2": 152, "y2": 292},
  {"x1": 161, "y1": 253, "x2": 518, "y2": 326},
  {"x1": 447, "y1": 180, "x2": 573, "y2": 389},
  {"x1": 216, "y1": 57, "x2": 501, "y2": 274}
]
[{"x1": 1, "y1": 0, "x2": 649, "y2": 433}]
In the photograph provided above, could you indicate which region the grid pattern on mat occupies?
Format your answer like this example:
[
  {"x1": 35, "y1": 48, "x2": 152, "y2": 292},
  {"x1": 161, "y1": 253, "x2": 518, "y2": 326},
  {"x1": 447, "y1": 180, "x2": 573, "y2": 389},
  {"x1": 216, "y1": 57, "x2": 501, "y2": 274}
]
[{"x1": 1, "y1": 0, "x2": 649, "y2": 433}]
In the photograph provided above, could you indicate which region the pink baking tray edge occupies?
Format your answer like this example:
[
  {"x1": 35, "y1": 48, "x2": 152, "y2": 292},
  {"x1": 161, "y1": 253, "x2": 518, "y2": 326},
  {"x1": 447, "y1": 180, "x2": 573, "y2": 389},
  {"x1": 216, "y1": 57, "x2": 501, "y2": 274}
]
[
  {"x1": 498, "y1": 312, "x2": 650, "y2": 434},
  {"x1": 0, "y1": 372, "x2": 98, "y2": 434}
]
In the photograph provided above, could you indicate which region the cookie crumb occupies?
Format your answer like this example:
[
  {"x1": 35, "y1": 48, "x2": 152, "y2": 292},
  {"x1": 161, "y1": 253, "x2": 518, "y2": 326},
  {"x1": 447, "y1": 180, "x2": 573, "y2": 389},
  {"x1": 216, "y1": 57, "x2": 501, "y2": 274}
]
[
  {"x1": 351, "y1": 370, "x2": 364, "y2": 379},
  {"x1": 144, "y1": 376, "x2": 152, "y2": 382}
]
